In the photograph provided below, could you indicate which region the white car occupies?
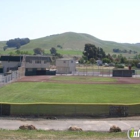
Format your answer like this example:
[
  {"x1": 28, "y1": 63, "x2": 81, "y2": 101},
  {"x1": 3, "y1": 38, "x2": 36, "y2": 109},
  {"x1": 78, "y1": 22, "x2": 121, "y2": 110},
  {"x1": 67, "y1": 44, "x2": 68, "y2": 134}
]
[{"x1": 104, "y1": 63, "x2": 109, "y2": 67}]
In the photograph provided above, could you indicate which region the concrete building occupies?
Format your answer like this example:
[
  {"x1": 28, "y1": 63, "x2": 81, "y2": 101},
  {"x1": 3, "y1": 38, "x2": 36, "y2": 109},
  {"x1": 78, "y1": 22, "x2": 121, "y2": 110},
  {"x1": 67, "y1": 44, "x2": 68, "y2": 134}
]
[
  {"x1": 25, "y1": 55, "x2": 52, "y2": 75},
  {"x1": 0, "y1": 55, "x2": 25, "y2": 74},
  {"x1": 56, "y1": 58, "x2": 76, "y2": 74},
  {"x1": 0, "y1": 55, "x2": 52, "y2": 75}
]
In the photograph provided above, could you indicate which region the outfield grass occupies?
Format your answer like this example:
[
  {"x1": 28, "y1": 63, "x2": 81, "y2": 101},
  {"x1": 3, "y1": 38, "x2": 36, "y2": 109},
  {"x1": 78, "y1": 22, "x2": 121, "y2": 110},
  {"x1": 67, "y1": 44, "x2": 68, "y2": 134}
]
[
  {"x1": 0, "y1": 82, "x2": 140, "y2": 104},
  {"x1": 0, "y1": 129, "x2": 127, "y2": 140},
  {"x1": 51, "y1": 76, "x2": 116, "y2": 82}
]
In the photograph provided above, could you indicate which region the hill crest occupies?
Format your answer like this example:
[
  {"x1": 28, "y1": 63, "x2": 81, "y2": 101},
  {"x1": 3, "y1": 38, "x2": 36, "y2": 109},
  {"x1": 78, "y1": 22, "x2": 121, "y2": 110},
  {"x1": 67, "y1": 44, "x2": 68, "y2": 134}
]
[{"x1": 0, "y1": 32, "x2": 140, "y2": 54}]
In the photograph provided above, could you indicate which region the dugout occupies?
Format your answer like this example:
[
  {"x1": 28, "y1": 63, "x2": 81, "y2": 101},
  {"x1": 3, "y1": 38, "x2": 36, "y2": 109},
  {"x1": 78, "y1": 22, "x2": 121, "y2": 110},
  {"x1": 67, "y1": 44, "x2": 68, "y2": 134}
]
[
  {"x1": 112, "y1": 69, "x2": 133, "y2": 77},
  {"x1": 25, "y1": 68, "x2": 56, "y2": 76},
  {"x1": 0, "y1": 68, "x2": 3, "y2": 73}
]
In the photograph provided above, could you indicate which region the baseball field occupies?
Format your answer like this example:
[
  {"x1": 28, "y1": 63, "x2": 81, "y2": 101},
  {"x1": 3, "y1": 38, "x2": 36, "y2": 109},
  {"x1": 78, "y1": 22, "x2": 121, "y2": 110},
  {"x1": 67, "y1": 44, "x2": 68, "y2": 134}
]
[{"x1": 0, "y1": 76, "x2": 140, "y2": 104}]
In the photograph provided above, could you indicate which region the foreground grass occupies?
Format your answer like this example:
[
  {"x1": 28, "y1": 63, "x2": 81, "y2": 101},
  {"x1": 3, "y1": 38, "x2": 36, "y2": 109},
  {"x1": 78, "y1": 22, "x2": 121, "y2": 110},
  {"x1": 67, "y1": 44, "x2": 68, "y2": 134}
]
[
  {"x1": 0, "y1": 129, "x2": 127, "y2": 140},
  {"x1": 51, "y1": 76, "x2": 116, "y2": 82},
  {"x1": 0, "y1": 82, "x2": 140, "y2": 104}
]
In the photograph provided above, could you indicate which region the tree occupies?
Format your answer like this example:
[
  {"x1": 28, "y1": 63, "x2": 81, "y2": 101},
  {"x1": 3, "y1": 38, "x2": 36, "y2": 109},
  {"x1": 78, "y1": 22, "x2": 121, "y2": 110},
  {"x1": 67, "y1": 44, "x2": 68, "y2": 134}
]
[
  {"x1": 89, "y1": 58, "x2": 95, "y2": 64},
  {"x1": 129, "y1": 50, "x2": 132, "y2": 54},
  {"x1": 99, "y1": 48, "x2": 106, "y2": 58},
  {"x1": 50, "y1": 47, "x2": 57, "y2": 55},
  {"x1": 102, "y1": 58, "x2": 111, "y2": 63},
  {"x1": 113, "y1": 48, "x2": 120, "y2": 53},
  {"x1": 3, "y1": 46, "x2": 7, "y2": 51},
  {"x1": 83, "y1": 44, "x2": 106, "y2": 61},
  {"x1": 106, "y1": 54, "x2": 113, "y2": 62},
  {"x1": 120, "y1": 57, "x2": 127, "y2": 64},
  {"x1": 57, "y1": 45, "x2": 62, "y2": 49},
  {"x1": 112, "y1": 54, "x2": 117, "y2": 58},
  {"x1": 55, "y1": 53, "x2": 63, "y2": 58},
  {"x1": 15, "y1": 50, "x2": 31, "y2": 55},
  {"x1": 33, "y1": 48, "x2": 44, "y2": 55},
  {"x1": 6, "y1": 38, "x2": 30, "y2": 49},
  {"x1": 78, "y1": 57, "x2": 85, "y2": 64},
  {"x1": 83, "y1": 44, "x2": 97, "y2": 60}
]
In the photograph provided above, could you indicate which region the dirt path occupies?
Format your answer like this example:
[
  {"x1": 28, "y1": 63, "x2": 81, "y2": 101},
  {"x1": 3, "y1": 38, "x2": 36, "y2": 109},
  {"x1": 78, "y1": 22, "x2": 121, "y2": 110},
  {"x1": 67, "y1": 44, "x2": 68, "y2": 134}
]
[{"x1": 16, "y1": 75, "x2": 140, "y2": 84}]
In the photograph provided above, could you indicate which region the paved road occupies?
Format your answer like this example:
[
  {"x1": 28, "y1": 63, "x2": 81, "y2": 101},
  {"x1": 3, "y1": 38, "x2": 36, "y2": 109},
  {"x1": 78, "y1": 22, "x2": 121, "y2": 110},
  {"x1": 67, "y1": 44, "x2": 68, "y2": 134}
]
[{"x1": 0, "y1": 117, "x2": 139, "y2": 131}]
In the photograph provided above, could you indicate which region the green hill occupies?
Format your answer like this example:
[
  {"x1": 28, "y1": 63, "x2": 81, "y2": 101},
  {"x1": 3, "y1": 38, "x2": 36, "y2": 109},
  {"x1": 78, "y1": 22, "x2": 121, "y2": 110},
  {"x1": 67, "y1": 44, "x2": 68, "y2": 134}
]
[{"x1": 0, "y1": 32, "x2": 140, "y2": 56}]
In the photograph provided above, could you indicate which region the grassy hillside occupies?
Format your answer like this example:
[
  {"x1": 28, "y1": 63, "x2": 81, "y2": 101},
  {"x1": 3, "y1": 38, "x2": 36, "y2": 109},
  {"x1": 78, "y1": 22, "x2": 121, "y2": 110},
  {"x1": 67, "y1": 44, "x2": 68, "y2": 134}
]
[
  {"x1": 0, "y1": 41, "x2": 6, "y2": 50},
  {"x1": 0, "y1": 32, "x2": 140, "y2": 56}
]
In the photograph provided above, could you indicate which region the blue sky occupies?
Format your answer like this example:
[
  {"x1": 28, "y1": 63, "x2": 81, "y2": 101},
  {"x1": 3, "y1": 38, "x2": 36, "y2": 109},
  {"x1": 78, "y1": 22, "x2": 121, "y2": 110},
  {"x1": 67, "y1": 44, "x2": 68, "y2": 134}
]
[{"x1": 0, "y1": 0, "x2": 140, "y2": 43}]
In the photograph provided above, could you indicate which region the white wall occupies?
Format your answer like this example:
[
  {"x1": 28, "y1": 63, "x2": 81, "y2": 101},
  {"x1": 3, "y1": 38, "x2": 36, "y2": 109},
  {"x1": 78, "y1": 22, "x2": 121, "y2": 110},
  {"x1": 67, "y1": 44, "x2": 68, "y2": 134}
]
[
  {"x1": 25, "y1": 60, "x2": 50, "y2": 69},
  {"x1": 68, "y1": 60, "x2": 76, "y2": 73},
  {"x1": 56, "y1": 59, "x2": 76, "y2": 74},
  {"x1": 2, "y1": 61, "x2": 21, "y2": 73}
]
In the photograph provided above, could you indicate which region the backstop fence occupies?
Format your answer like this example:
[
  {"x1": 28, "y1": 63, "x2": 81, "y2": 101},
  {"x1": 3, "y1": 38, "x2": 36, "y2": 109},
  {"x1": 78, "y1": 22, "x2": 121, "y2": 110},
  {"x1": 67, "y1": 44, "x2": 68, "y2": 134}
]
[
  {"x1": 73, "y1": 64, "x2": 112, "y2": 76},
  {"x1": 72, "y1": 64, "x2": 140, "y2": 77}
]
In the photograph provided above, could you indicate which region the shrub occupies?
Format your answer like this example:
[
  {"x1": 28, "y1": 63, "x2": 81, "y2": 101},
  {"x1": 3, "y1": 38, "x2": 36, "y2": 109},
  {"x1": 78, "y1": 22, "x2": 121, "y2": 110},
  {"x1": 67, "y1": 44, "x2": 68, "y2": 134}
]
[
  {"x1": 110, "y1": 125, "x2": 121, "y2": 132},
  {"x1": 68, "y1": 126, "x2": 83, "y2": 131},
  {"x1": 19, "y1": 125, "x2": 37, "y2": 130},
  {"x1": 115, "y1": 64, "x2": 124, "y2": 68}
]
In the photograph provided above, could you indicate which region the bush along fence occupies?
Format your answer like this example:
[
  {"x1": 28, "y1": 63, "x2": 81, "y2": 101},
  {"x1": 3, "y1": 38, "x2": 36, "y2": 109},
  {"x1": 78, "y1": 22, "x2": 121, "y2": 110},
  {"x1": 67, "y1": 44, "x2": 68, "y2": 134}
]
[{"x1": 0, "y1": 103, "x2": 140, "y2": 117}]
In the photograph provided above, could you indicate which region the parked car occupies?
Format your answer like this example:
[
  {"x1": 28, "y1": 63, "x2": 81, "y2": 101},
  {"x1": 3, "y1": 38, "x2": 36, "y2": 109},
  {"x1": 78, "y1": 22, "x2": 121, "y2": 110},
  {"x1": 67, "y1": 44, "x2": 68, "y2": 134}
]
[{"x1": 104, "y1": 63, "x2": 109, "y2": 67}]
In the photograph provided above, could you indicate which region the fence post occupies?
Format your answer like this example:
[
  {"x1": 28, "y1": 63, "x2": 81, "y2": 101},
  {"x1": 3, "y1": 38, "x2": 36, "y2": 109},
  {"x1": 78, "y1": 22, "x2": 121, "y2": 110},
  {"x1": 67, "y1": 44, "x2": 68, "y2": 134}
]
[{"x1": 102, "y1": 66, "x2": 103, "y2": 77}]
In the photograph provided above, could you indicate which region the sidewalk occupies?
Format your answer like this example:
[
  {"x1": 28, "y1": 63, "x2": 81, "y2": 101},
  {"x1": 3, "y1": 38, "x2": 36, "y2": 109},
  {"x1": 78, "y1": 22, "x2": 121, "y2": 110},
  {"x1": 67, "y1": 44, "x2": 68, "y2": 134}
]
[{"x1": 0, "y1": 117, "x2": 139, "y2": 131}]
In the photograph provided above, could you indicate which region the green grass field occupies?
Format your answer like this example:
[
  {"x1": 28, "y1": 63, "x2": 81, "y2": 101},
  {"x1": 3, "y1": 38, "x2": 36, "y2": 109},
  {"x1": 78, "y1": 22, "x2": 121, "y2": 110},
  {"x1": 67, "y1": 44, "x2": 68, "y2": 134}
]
[
  {"x1": 0, "y1": 82, "x2": 140, "y2": 104},
  {"x1": 51, "y1": 76, "x2": 116, "y2": 82},
  {"x1": 0, "y1": 129, "x2": 126, "y2": 140}
]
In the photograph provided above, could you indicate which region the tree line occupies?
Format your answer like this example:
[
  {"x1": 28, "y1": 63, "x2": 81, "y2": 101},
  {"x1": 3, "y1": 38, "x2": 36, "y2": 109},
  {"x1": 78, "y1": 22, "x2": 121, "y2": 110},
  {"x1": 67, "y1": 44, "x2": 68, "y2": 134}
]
[
  {"x1": 113, "y1": 48, "x2": 137, "y2": 54},
  {"x1": 3, "y1": 38, "x2": 30, "y2": 50},
  {"x1": 79, "y1": 43, "x2": 140, "y2": 68}
]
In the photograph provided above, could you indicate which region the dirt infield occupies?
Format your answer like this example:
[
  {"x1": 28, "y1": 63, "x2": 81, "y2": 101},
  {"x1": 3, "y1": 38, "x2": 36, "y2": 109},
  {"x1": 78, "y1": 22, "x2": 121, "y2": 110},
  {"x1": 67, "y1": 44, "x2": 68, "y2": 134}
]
[
  {"x1": 17, "y1": 76, "x2": 53, "y2": 82},
  {"x1": 16, "y1": 75, "x2": 140, "y2": 84}
]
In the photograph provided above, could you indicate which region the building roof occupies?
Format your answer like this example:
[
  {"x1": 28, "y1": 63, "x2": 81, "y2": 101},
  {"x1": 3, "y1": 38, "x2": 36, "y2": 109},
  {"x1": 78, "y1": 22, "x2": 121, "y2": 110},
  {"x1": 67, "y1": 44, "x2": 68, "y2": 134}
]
[
  {"x1": 0, "y1": 56, "x2": 23, "y2": 62},
  {"x1": 25, "y1": 55, "x2": 52, "y2": 62},
  {"x1": 0, "y1": 55, "x2": 52, "y2": 62},
  {"x1": 56, "y1": 58, "x2": 74, "y2": 61}
]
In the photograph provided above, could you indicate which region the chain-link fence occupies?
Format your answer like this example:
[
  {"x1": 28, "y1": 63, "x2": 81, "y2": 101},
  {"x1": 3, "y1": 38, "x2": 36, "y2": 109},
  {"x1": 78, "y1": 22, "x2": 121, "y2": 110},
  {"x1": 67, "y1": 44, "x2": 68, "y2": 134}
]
[
  {"x1": 133, "y1": 69, "x2": 140, "y2": 78},
  {"x1": 0, "y1": 66, "x2": 25, "y2": 87},
  {"x1": 73, "y1": 64, "x2": 113, "y2": 77},
  {"x1": 0, "y1": 71, "x2": 19, "y2": 86},
  {"x1": 72, "y1": 64, "x2": 140, "y2": 77}
]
